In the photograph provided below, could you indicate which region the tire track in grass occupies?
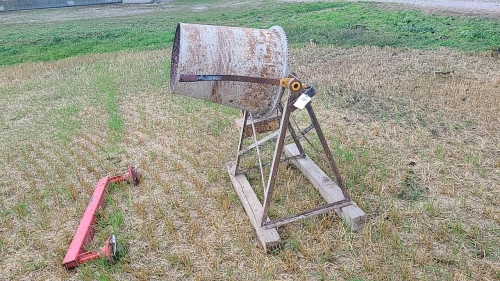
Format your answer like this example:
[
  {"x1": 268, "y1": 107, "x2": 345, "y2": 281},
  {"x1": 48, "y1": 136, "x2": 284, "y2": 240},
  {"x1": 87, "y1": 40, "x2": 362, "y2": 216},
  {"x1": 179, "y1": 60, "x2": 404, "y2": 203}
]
[
  {"x1": 67, "y1": 63, "x2": 137, "y2": 280},
  {"x1": 94, "y1": 62, "x2": 123, "y2": 151}
]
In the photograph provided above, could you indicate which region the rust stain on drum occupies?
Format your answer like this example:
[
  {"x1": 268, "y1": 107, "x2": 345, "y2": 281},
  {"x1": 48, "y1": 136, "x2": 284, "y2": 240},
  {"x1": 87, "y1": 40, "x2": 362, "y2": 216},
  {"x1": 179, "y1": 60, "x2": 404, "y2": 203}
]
[
  {"x1": 211, "y1": 82, "x2": 222, "y2": 104},
  {"x1": 170, "y1": 23, "x2": 288, "y2": 117}
]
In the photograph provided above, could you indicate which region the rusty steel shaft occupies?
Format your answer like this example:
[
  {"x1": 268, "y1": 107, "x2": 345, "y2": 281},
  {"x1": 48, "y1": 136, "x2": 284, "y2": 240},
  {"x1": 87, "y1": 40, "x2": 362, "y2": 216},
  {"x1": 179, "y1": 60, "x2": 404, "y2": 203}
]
[{"x1": 179, "y1": 74, "x2": 303, "y2": 92}]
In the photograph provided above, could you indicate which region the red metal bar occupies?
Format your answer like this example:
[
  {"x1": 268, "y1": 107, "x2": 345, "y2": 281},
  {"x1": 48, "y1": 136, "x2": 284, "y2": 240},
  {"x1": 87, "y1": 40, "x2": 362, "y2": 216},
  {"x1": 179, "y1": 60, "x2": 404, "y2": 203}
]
[
  {"x1": 62, "y1": 176, "x2": 110, "y2": 269},
  {"x1": 62, "y1": 167, "x2": 138, "y2": 269}
]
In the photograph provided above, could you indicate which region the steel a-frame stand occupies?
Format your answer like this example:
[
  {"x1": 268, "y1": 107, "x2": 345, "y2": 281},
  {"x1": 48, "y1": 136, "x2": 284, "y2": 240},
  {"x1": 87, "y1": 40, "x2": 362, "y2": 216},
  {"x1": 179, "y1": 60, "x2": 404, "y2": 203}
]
[{"x1": 227, "y1": 81, "x2": 366, "y2": 250}]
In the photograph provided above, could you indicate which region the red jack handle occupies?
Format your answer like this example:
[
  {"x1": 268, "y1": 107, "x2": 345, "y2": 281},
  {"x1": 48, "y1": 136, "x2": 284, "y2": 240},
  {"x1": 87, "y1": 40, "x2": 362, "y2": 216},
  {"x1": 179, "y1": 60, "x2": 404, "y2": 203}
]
[{"x1": 62, "y1": 167, "x2": 139, "y2": 269}]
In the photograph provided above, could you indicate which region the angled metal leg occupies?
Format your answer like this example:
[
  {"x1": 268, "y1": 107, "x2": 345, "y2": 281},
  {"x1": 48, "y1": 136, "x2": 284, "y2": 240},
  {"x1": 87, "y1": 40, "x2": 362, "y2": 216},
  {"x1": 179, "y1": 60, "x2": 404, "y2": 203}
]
[
  {"x1": 276, "y1": 102, "x2": 305, "y2": 156},
  {"x1": 287, "y1": 122, "x2": 305, "y2": 156},
  {"x1": 248, "y1": 112, "x2": 267, "y2": 193},
  {"x1": 305, "y1": 103, "x2": 350, "y2": 201},
  {"x1": 260, "y1": 96, "x2": 354, "y2": 229},
  {"x1": 234, "y1": 111, "x2": 249, "y2": 174},
  {"x1": 260, "y1": 93, "x2": 294, "y2": 225}
]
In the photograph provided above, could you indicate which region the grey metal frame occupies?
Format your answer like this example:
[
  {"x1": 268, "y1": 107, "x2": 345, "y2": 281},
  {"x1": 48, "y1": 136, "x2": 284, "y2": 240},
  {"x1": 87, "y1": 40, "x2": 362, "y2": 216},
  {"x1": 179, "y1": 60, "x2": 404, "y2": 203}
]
[{"x1": 232, "y1": 84, "x2": 352, "y2": 230}]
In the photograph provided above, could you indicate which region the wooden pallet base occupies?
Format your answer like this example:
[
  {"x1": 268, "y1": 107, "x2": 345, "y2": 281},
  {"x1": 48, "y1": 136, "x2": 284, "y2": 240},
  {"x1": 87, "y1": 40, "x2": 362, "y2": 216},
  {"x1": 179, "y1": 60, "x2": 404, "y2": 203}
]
[
  {"x1": 226, "y1": 162, "x2": 280, "y2": 250},
  {"x1": 284, "y1": 144, "x2": 366, "y2": 231}
]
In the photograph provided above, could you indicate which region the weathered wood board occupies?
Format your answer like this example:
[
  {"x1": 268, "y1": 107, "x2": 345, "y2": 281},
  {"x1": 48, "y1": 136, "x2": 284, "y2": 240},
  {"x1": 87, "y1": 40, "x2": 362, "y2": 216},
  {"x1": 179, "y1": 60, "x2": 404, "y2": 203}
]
[
  {"x1": 284, "y1": 144, "x2": 366, "y2": 231},
  {"x1": 226, "y1": 162, "x2": 281, "y2": 250}
]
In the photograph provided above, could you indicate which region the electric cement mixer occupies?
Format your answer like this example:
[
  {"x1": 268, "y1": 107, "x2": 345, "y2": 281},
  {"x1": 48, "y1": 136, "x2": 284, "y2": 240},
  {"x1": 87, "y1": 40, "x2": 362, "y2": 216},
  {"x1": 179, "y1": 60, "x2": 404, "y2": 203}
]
[{"x1": 170, "y1": 23, "x2": 366, "y2": 249}]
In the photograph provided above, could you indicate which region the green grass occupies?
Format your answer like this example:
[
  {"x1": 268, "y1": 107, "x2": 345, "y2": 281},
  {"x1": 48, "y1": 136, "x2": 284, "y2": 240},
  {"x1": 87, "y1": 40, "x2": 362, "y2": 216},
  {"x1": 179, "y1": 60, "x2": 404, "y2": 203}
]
[
  {"x1": 1, "y1": 1, "x2": 499, "y2": 66},
  {"x1": 94, "y1": 62, "x2": 123, "y2": 144},
  {"x1": 283, "y1": 3, "x2": 500, "y2": 49}
]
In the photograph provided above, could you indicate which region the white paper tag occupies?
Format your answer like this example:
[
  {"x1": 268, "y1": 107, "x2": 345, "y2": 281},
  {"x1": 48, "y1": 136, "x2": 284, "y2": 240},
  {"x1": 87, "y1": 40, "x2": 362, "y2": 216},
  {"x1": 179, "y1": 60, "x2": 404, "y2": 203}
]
[{"x1": 293, "y1": 94, "x2": 312, "y2": 109}]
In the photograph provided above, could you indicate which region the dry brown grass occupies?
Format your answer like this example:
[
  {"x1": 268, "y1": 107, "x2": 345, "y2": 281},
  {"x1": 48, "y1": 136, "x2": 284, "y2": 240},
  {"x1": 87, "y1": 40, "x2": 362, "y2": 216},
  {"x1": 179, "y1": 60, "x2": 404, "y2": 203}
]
[{"x1": 0, "y1": 46, "x2": 499, "y2": 280}]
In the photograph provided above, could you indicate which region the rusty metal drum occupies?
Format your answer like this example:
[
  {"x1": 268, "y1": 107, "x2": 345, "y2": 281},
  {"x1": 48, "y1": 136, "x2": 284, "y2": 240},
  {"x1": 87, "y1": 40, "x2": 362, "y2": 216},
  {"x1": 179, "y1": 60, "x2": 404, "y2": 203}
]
[{"x1": 170, "y1": 23, "x2": 289, "y2": 117}]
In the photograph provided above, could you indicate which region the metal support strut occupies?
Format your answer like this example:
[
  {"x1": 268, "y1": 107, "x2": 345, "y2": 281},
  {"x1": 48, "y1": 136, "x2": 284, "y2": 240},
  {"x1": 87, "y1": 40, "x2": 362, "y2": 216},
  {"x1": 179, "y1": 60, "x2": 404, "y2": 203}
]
[{"x1": 181, "y1": 74, "x2": 366, "y2": 250}]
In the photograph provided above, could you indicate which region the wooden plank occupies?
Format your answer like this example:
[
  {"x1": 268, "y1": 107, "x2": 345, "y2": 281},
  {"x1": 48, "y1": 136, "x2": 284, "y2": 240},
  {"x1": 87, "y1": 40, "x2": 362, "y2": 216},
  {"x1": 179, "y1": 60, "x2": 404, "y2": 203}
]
[
  {"x1": 284, "y1": 144, "x2": 366, "y2": 231},
  {"x1": 226, "y1": 162, "x2": 281, "y2": 250}
]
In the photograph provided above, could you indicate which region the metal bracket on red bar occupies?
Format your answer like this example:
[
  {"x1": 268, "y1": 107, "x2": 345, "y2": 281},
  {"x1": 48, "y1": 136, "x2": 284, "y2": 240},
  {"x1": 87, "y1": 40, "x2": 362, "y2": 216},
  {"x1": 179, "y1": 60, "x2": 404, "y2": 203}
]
[{"x1": 62, "y1": 166, "x2": 140, "y2": 270}]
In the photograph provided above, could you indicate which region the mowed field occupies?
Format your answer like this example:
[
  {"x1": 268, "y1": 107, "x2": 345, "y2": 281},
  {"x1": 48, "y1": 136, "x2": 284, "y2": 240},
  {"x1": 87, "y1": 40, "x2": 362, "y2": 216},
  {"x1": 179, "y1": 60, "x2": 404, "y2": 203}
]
[{"x1": 1, "y1": 1, "x2": 499, "y2": 280}]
